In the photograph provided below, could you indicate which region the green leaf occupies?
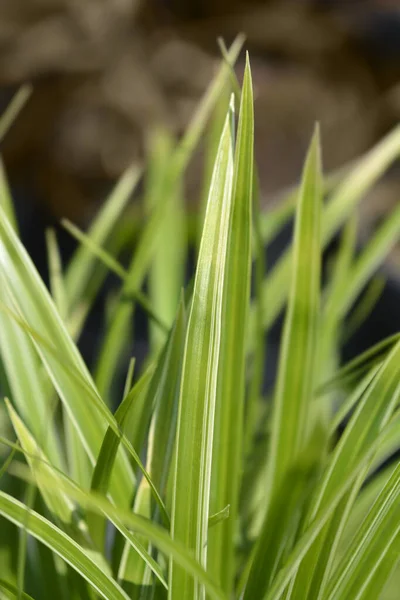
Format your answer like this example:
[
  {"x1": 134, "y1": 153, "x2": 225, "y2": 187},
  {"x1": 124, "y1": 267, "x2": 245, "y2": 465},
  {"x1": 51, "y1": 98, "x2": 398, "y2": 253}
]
[
  {"x1": 6, "y1": 400, "x2": 74, "y2": 525},
  {"x1": 0, "y1": 159, "x2": 17, "y2": 234},
  {"x1": 208, "y1": 505, "x2": 230, "y2": 530},
  {"x1": 95, "y1": 37, "x2": 244, "y2": 400},
  {"x1": 62, "y1": 219, "x2": 167, "y2": 334},
  {"x1": 208, "y1": 56, "x2": 254, "y2": 595},
  {"x1": 288, "y1": 338, "x2": 400, "y2": 599},
  {"x1": 146, "y1": 129, "x2": 186, "y2": 352},
  {"x1": 12, "y1": 466, "x2": 226, "y2": 600},
  {"x1": 335, "y1": 200, "x2": 400, "y2": 320},
  {"x1": 267, "y1": 125, "x2": 323, "y2": 499},
  {"x1": 0, "y1": 206, "x2": 134, "y2": 505},
  {"x1": 326, "y1": 461, "x2": 400, "y2": 600},
  {"x1": 46, "y1": 229, "x2": 68, "y2": 322},
  {"x1": 0, "y1": 85, "x2": 32, "y2": 144},
  {"x1": 244, "y1": 464, "x2": 318, "y2": 600},
  {"x1": 0, "y1": 578, "x2": 34, "y2": 600},
  {"x1": 262, "y1": 419, "x2": 399, "y2": 600},
  {"x1": 317, "y1": 333, "x2": 400, "y2": 397},
  {"x1": 0, "y1": 276, "x2": 62, "y2": 471},
  {"x1": 118, "y1": 288, "x2": 186, "y2": 587},
  {"x1": 46, "y1": 229, "x2": 89, "y2": 486},
  {"x1": 0, "y1": 296, "x2": 166, "y2": 522},
  {"x1": 0, "y1": 491, "x2": 130, "y2": 600},
  {"x1": 88, "y1": 365, "x2": 153, "y2": 547},
  {"x1": 169, "y1": 97, "x2": 234, "y2": 599},
  {"x1": 253, "y1": 124, "x2": 400, "y2": 339},
  {"x1": 64, "y1": 164, "x2": 141, "y2": 319}
]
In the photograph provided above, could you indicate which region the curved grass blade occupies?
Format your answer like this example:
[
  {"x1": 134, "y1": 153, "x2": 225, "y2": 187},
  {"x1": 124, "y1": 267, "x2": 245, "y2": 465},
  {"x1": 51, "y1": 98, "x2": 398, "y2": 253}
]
[
  {"x1": 317, "y1": 333, "x2": 400, "y2": 397},
  {"x1": 0, "y1": 578, "x2": 34, "y2": 600},
  {"x1": 325, "y1": 461, "x2": 400, "y2": 600},
  {"x1": 0, "y1": 277, "x2": 62, "y2": 470},
  {"x1": 328, "y1": 365, "x2": 380, "y2": 437},
  {"x1": 119, "y1": 299, "x2": 187, "y2": 591},
  {"x1": 0, "y1": 300, "x2": 167, "y2": 523},
  {"x1": 208, "y1": 57, "x2": 254, "y2": 595},
  {"x1": 262, "y1": 415, "x2": 400, "y2": 600},
  {"x1": 0, "y1": 492, "x2": 130, "y2": 600},
  {"x1": 0, "y1": 440, "x2": 166, "y2": 593},
  {"x1": 45, "y1": 228, "x2": 89, "y2": 486},
  {"x1": 118, "y1": 251, "x2": 187, "y2": 589},
  {"x1": 88, "y1": 366, "x2": 153, "y2": 547},
  {"x1": 6, "y1": 400, "x2": 74, "y2": 525},
  {"x1": 169, "y1": 97, "x2": 234, "y2": 600},
  {"x1": 12, "y1": 466, "x2": 226, "y2": 600},
  {"x1": 288, "y1": 339, "x2": 400, "y2": 599}
]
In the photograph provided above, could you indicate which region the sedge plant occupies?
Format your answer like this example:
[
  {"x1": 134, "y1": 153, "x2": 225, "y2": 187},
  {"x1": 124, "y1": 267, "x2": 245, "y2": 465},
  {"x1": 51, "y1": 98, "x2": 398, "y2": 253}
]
[{"x1": 1, "y1": 44, "x2": 400, "y2": 600}]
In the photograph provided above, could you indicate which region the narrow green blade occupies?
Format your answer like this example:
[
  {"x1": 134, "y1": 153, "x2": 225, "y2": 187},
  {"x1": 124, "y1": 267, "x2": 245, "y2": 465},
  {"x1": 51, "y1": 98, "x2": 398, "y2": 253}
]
[
  {"x1": 317, "y1": 333, "x2": 400, "y2": 397},
  {"x1": 13, "y1": 466, "x2": 226, "y2": 600},
  {"x1": 169, "y1": 99, "x2": 234, "y2": 599},
  {"x1": 0, "y1": 85, "x2": 32, "y2": 144},
  {"x1": 64, "y1": 165, "x2": 141, "y2": 316},
  {"x1": 0, "y1": 159, "x2": 17, "y2": 234},
  {"x1": 208, "y1": 56, "x2": 254, "y2": 595},
  {"x1": 267, "y1": 126, "x2": 323, "y2": 498},
  {"x1": 252, "y1": 124, "x2": 400, "y2": 340},
  {"x1": 288, "y1": 339, "x2": 400, "y2": 599},
  {"x1": 0, "y1": 578, "x2": 34, "y2": 600},
  {"x1": 95, "y1": 38, "x2": 243, "y2": 399},
  {"x1": 0, "y1": 492, "x2": 130, "y2": 600},
  {"x1": 326, "y1": 461, "x2": 400, "y2": 600},
  {"x1": 0, "y1": 204, "x2": 134, "y2": 506},
  {"x1": 0, "y1": 280, "x2": 62, "y2": 470},
  {"x1": 6, "y1": 401, "x2": 74, "y2": 525},
  {"x1": 146, "y1": 130, "x2": 186, "y2": 352},
  {"x1": 335, "y1": 200, "x2": 400, "y2": 320}
]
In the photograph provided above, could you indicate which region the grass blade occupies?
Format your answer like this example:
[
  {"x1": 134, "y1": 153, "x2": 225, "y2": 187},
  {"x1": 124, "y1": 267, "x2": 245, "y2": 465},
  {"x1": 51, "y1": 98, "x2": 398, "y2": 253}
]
[
  {"x1": 95, "y1": 38, "x2": 244, "y2": 399},
  {"x1": 0, "y1": 492, "x2": 130, "y2": 600},
  {"x1": 0, "y1": 159, "x2": 17, "y2": 234},
  {"x1": 0, "y1": 279, "x2": 62, "y2": 470},
  {"x1": 146, "y1": 130, "x2": 186, "y2": 352},
  {"x1": 326, "y1": 461, "x2": 400, "y2": 600},
  {"x1": 0, "y1": 578, "x2": 34, "y2": 600},
  {"x1": 267, "y1": 126, "x2": 323, "y2": 498},
  {"x1": 0, "y1": 204, "x2": 134, "y2": 505},
  {"x1": 253, "y1": 124, "x2": 400, "y2": 339},
  {"x1": 6, "y1": 400, "x2": 74, "y2": 525},
  {"x1": 288, "y1": 338, "x2": 400, "y2": 599},
  {"x1": 64, "y1": 165, "x2": 141, "y2": 317},
  {"x1": 335, "y1": 200, "x2": 400, "y2": 320},
  {"x1": 0, "y1": 86, "x2": 32, "y2": 144},
  {"x1": 169, "y1": 98, "x2": 234, "y2": 599},
  {"x1": 208, "y1": 56, "x2": 254, "y2": 595}
]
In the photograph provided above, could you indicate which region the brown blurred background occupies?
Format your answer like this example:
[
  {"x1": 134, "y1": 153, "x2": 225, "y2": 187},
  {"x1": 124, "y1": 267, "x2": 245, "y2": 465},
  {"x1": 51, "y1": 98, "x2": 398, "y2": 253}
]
[{"x1": 0, "y1": 0, "x2": 399, "y2": 262}]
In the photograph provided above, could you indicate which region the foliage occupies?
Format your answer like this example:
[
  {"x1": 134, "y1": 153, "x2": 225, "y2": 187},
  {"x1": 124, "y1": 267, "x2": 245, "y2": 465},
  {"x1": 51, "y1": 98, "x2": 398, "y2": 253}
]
[{"x1": 1, "y1": 42, "x2": 400, "y2": 600}]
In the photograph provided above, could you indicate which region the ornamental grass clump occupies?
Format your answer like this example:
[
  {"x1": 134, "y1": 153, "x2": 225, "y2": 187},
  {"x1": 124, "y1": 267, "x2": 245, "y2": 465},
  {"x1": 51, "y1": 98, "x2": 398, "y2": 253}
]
[{"x1": 1, "y1": 42, "x2": 400, "y2": 600}]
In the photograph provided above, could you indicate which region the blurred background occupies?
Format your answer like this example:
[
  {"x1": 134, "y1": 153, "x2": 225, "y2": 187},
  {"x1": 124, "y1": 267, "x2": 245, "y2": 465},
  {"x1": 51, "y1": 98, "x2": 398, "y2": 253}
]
[{"x1": 0, "y1": 0, "x2": 399, "y2": 377}]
